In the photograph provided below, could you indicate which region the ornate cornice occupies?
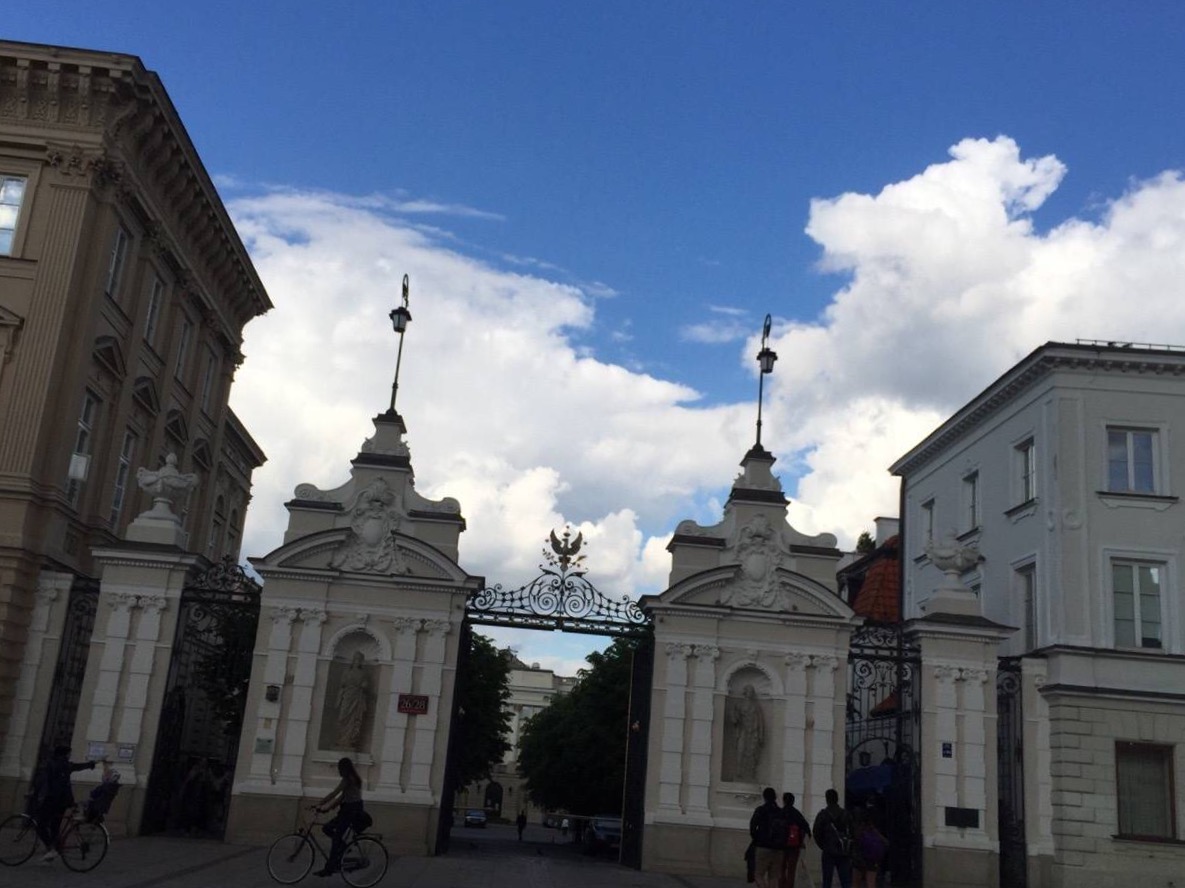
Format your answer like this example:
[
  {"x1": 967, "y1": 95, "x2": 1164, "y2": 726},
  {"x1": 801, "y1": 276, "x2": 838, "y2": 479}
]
[{"x1": 892, "y1": 342, "x2": 1185, "y2": 477}]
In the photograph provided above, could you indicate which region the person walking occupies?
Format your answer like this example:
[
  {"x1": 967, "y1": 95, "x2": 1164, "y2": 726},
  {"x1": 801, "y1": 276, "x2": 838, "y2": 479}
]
[
  {"x1": 31, "y1": 746, "x2": 96, "y2": 862},
  {"x1": 516, "y1": 811, "x2": 527, "y2": 841},
  {"x1": 779, "y1": 792, "x2": 812, "y2": 888},
  {"x1": 314, "y1": 757, "x2": 365, "y2": 877},
  {"x1": 749, "y1": 787, "x2": 785, "y2": 888},
  {"x1": 851, "y1": 808, "x2": 889, "y2": 888},
  {"x1": 813, "y1": 789, "x2": 853, "y2": 888}
]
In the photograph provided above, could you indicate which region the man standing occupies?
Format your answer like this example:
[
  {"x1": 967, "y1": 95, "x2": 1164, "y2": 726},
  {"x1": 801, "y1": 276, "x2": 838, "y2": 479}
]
[
  {"x1": 515, "y1": 811, "x2": 527, "y2": 841},
  {"x1": 813, "y1": 788, "x2": 853, "y2": 888},
  {"x1": 749, "y1": 787, "x2": 785, "y2": 888},
  {"x1": 780, "y1": 792, "x2": 812, "y2": 888}
]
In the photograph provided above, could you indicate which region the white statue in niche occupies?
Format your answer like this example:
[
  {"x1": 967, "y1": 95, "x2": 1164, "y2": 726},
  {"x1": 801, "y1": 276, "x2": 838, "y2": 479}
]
[
  {"x1": 335, "y1": 651, "x2": 371, "y2": 750},
  {"x1": 727, "y1": 684, "x2": 765, "y2": 781},
  {"x1": 723, "y1": 514, "x2": 792, "y2": 609},
  {"x1": 329, "y1": 478, "x2": 411, "y2": 574}
]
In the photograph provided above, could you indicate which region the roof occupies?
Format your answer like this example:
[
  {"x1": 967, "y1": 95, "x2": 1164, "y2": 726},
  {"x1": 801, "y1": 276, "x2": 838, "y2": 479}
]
[
  {"x1": 890, "y1": 340, "x2": 1185, "y2": 477},
  {"x1": 846, "y1": 535, "x2": 900, "y2": 622}
]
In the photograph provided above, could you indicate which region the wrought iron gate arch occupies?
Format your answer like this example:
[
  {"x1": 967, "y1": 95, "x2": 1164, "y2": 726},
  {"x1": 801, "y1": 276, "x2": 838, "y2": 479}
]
[
  {"x1": 846, "y1": 621, "x2": 923, "y2": 888},
  {"x1": 439, "y1": 528, "x2": 654, "y2": 867},
  {"x1": 141, "y1": 557, "x2": 261, "y2": 838}
]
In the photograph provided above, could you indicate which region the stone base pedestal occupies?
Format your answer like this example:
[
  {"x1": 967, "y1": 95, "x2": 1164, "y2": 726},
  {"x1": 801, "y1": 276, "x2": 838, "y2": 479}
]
[{"x1": 924, "y1": 844, "x2": 998, "y2": 888}]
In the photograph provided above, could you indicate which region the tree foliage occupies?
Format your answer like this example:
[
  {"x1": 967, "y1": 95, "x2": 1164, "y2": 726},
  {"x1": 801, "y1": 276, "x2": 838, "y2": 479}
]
[
  {"x1": 517, "y1": 637, "x2": 638, "y2": 815},
  {"x1": 453, "y1": 630, "x2": 512, "y2": 788},
  {"x1": 856, "y1": 531, "x2": 876, "y2": 554}
]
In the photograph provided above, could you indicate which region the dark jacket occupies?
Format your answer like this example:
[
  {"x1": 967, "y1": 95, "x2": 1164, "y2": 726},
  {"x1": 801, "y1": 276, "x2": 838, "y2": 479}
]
[
  {"x1": 813, "y1": 803, "x2": 853, "y2": 856},
  {"x1": 749, "y1": 800, "x2": 783, "y2": 850},
  {"x1": 38, "y1": 757, "x2": 94, "y2": 809},
  {"x1": 784, "y1": 804, "x2": 812, "y2": 845}
]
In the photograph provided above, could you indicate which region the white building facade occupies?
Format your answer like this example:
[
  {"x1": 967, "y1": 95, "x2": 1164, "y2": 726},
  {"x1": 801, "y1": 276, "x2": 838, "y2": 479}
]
[{"x1": 891, "y1": 341, "x2": 1185, "y2": 888}]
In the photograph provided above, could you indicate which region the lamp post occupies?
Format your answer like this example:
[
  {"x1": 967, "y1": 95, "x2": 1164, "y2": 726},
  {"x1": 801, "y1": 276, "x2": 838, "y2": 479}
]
[
  {"x1": 754, "y1": 313, "x2": 777, "y2": 448},
  {"x1": 388, "y1": 274, "x2": 412, "y2": 413}
]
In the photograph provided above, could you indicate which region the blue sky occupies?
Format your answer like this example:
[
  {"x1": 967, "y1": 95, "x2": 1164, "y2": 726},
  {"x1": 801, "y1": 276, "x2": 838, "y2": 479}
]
[{"x1": 12, "y1": 3, "x2": 1185, "y2": 671}]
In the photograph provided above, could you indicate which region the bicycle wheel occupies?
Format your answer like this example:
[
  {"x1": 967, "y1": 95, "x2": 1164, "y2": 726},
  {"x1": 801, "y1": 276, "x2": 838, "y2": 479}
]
[
  {"x1": 58, "y1": 820, "x2": 109, "y2": 872},
  {"x1": 341, "y1": 835, "x2": 387, "y2": 888},
  {"x1": 0, "y1": 814, "x2": 39, "y2": 866},
  {"x1": 267, "y1": 832, "x2": 315, "y2": 884}
]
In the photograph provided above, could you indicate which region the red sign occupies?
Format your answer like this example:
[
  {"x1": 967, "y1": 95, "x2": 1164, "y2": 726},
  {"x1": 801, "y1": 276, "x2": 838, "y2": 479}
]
[{"x1": 397, "y1": 694, "x2": 429, "y2": 715}]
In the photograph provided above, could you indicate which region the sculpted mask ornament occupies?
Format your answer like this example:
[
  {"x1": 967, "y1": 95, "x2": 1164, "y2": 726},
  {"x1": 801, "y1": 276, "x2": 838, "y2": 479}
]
[
  {"x1": 329, "y1": 478, "x2": 411, "y2": 574},
  {"x1": 722, "y1": 514, "x2": 792, "y2": 609}
]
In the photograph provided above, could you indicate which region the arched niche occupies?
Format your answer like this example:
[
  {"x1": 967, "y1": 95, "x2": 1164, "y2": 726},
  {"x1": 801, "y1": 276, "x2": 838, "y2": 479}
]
[
  {"x1": 721, "y1": 665, "x2": 772, "y2": 785},
  {"x1": 318, "y1": 629, "x2": 380, "y2": 756}
]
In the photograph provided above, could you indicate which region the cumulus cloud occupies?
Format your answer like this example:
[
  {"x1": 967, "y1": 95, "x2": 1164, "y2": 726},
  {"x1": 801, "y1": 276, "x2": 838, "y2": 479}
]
[{"x1": 228, "y1": 137, "x2": 1185, "y2": 666}]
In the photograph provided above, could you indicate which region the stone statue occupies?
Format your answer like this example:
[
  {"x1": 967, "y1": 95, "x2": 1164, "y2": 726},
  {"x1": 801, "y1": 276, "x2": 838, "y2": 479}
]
[
  {"x1": 335, "y1": 652, "x2": 371, "y2": 750},
  {"x1": 135, "y1": 453, "x2": 198, "y2": 516},
  {"x1": 925, "y1": 535, "x2": 981, "y2": 581},
  {"x1": 728, "y1": 684, "x2": 764, "y2": 781}
]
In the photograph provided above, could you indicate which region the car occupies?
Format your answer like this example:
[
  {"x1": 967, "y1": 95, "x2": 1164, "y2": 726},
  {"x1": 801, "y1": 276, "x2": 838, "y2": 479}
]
[
  {"x1": 583, "y1": 816, "x2": 622, "y2": 853},
  {"x1": 463, "y1": 809, "x2": 488, "y2": 828}
]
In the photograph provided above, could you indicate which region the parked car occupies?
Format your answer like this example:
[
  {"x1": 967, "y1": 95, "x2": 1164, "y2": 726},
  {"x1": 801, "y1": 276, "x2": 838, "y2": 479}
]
[
  {"x1": 583, "y1": 816, "x2": 622, "y2": 853},
  {"x1": 463, "y1": 809, "x2": 488, "y2": 828}
]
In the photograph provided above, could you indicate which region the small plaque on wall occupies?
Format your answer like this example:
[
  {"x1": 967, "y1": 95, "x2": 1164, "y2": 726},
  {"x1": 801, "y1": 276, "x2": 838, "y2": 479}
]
[
  {"x1": 255, "y1": 738, "x2": 275, "y2": 754},
  {"x1": 397, "y1": 694, "x2": 429, "y2": 715}
]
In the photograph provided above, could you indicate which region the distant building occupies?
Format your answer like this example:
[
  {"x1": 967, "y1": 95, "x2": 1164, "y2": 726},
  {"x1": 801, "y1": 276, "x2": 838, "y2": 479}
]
[
  {"x1": 0, "y1": 40, "x2": 270, "y2": 778},
  {"x1": 891, "y1": 340, "x2": 1185, "y2": 887},
  {"x1": 459, "y1": 652, "x2": 574, "y2": 821}
]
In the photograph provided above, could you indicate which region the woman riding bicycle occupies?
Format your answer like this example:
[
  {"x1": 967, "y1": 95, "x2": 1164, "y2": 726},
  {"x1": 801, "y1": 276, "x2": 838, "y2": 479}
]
[
  {"x1": 29, "y1": 746, "x2": 96, "y2": 862},
  {"x1": 314, "y1": 757, "x2": 364, "y2": 877}
]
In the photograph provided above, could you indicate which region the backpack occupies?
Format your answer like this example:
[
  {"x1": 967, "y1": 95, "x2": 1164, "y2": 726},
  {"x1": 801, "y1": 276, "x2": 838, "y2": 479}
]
[
  {"x1": 754, "y1": 806, "x2": 789, "y2": 848},
  {"x1": 827, "y1": 813, "x2": 852, "y2": 857},
  {"x1": 858, "y1": 827, "x2": 887, "y2": 865},
  {"x1": 787, "y1": 823, "x2": 804, "y2": 849},
  {"x1": 84, "y1": 774, "x2": 121, "y2": 821}
]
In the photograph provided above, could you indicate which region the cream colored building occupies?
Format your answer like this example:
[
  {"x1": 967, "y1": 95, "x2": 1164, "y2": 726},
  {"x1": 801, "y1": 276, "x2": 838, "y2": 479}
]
[
  {"x1": 892, "y1": 340, "x2": 1185, "y2": 887},
  {"x1": 0, "y1": 40, "x2": 269, "y2": 803}
]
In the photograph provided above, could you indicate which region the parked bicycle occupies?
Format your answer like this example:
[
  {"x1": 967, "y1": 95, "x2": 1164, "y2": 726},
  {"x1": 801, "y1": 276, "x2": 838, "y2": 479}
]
[
  {"x1": 267, "y1": 806, "x2": 388, "y2": 886},
  {"x1": 0, "y1": 805, "x2": 110, "y2": 872}
]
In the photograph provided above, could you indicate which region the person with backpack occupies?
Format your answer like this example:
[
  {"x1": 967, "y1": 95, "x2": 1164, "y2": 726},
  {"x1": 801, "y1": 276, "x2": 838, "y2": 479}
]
[
  {"x1": 851, "y1": 807, "x2": 889, "y2": 888},
  {"x1": 812, "y1": 788, "x2": 854, "y2": 888},
  {"x1": 749, "y1": 787, "x2": 787, "y2": 888},
  {"x1": 779, "y1": 792, "x2": 812, "y2": 888}
]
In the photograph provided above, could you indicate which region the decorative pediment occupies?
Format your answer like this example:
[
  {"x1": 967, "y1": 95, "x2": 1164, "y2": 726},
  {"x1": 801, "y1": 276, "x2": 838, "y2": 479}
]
[
  {"x1": 132, "y1": 376, "x2": 160, "y2": 415},
  {"x1": 329, "y1": 478, "x2": 409, "y2": 574},
  {"x1": 93, "y1": 335, "x2": 127, "y2": 380},
  {"x1": 0, "y1": 305, "x2": 22, "y2": 365},
  {"x1": 164, "y1": 408, "x2": 188, "y2": 445},
  {"x1": 192, "y1": 438, "x2": 212, "y2": 471},
  {"x1": 251, "y1": 526, "x2": 466, "y2": 582},
  {"x1": 652, "y1": 564, "x2": 853, "y2": 620}
]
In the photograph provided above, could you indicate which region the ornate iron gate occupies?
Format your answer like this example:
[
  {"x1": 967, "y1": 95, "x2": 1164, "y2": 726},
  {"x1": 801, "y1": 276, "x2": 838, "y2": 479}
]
[
  {"x1": 36, "y1": 577, "x2": 99, "y2": 767},
  {"x1": 140, "y1": 559, "x2": 260, "y2": 837},
  {"x1": 620, "y1": 629, "x2": 653, "y2": 869},
  {"x1": 846, "y1": 622, "x2": 922, "y2": 887},
  {"x1": 997, "y1": 657, "x2": 1027, "y2": 888}
]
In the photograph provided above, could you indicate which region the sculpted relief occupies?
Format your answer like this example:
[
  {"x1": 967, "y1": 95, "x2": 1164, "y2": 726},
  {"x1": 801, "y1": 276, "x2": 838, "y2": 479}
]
[
  {"x1": 721, "y1": 514, "x2": 793, "y2": 610},
  {"x1": 329, "y1": 478, "x2": 411, "y2": 574}
]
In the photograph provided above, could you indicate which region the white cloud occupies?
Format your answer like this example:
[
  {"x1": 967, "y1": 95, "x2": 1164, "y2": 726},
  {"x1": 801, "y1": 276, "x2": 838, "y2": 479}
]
[{"x1": 228, "y1": 138, "x2": 1185, "y2": 665}]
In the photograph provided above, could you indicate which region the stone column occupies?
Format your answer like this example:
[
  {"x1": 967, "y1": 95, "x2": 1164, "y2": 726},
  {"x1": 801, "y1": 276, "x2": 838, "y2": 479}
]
[
  {"x1": 0, "y1": 571, "x2": 74, "y2": 780},
  {"x1": 244, "y1": 606, "x2": 300, "y2": 791},
  {"x1": 278, "y1": 608, "x2": 327, "y2": 784},
  {"x1": 376, "y1": 617, "x2": 421, "y2": 794},
  {"x1": 780, "y1": 652, "x2": 810, "y2": 799},
  {"x1": 406, "y1": 619, "x2": 450, "y2": 801},
  {"x1": 656, "y1": 642, "x2": 693, "y2": 816},
  {"x1": 807, "y1": 654, "x2": 841, "y2": 805},
  {"x1": 685, "y1": 644, "x2": 719, "y2": 819},
  {"x1": 907, "y1": 616, "x2": 1012, "y2": 888}
]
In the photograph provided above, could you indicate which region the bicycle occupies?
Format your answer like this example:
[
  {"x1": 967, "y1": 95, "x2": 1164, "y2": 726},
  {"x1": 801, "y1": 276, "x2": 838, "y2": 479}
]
[
  {"x1": 266, "y1": 806, "x2": 388, "y2": 886},
  {"x1": 0, "y1": 805, "x2": 110, "y2": 872}
]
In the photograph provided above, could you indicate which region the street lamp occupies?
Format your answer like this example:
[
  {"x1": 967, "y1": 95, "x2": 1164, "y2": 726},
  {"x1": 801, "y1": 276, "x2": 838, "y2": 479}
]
[
  {"x1": 754, "y1": 313, "x2": 777, "y2": 448},
  {"x1": 388, "y1": 274, "x2": 412, "y2": 413}
]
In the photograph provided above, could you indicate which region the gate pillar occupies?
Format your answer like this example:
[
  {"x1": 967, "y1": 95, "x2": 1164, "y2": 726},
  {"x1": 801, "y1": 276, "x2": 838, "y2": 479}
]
[{"x1": 906, "y1": 608, "x2": 1014, "y2": 888}]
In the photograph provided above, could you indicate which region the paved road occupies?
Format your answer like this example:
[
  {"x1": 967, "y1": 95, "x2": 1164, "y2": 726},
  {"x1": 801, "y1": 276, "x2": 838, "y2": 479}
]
[{"x1": 3, "y1": 822, "x2": 744, "y2": 888}]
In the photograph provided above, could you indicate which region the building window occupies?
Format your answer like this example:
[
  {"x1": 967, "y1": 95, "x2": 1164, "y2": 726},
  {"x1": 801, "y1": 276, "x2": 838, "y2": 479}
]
[
  {"x1": 109, "y1": 430, "x2": 137, "y2": 526},
  {"x1": 962, "y1": 472, "x2": 980, "y2": 532},
  {"x1": 1015, "y1": 438, "x2": 1036, "y2": 504},
  {"x1": 1108, "y1": 428, "x2": 1157, "y2": 493},
  {"x1": 1016, "y1": 565, "x2": 1037, "y2": 650},
  {"x1": 920, "y1": 499, "x2": 935, "y2": 552},
  {"x1": 200, "y1": 347, "x2": 219, "y2": 413},
  {"x1": 105, "y1": 225, "x2": 130, "y2": 298},
  {"x1": 144, "y1": 277, "x2": 164, "y2": 346},
  {"x1": 1112, "y1": 560, "x2": 1163, "y2": 649},
  {"x1": 67, "y1": 392, "x2": 99, "y2": 504},
  {"x1": 1116, "y1": 742, "x2": 1175, "y2": 839},
  {"x1": 175, "y1": 318, "x2": 193, "y2": 380},
  {"x1": 0, "y1": 175, "x2": 27, "y2": 256}
]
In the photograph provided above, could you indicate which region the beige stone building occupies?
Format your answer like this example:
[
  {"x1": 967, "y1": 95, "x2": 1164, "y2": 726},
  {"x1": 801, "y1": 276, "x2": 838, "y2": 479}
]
[{"x1": 0, "y1": 40, "x2": 269, "y2": 794}]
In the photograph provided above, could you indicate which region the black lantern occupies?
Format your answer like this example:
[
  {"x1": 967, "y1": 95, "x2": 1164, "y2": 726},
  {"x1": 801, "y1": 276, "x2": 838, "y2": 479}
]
[
  {"x1": 388, "y1": 274, "x2": 413, "y2": 413},
  {"x1": 754, "y1": 314, "x2": 777, "y2": 447}
]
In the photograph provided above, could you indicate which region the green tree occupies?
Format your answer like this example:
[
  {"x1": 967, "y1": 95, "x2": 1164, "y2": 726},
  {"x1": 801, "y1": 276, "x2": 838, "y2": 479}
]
[
  {"x1": 452, "y1": 630, "x2": 512, "y2": 789},
  {"x1": 517, "y1": 637, "x2": 638, "y2": 815},
  {"x1": 856, "y1": 530, "x2": 876, "y2": 554}
]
